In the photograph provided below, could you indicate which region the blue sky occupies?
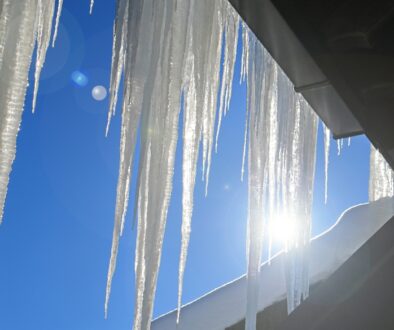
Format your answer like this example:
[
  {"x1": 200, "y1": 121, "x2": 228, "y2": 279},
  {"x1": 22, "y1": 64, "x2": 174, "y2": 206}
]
[{"x1": 0, "y1": 2, "x2": 371, "y2": 329}]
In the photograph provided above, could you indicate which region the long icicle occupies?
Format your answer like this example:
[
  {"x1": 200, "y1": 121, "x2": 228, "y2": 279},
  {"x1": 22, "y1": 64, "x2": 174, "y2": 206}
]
[
  {"x1": 90, "y1": 0, "x2": 95, "y2": 15},
  {"x1": 369, "y1": 145, "x2": 394, "y2": 202},
  {"x1": 0, "y1": 4, "x2": 328, "y2": 329},
  {"x1": 106, "y1": 0, "x2": 129, "y2": 137},
  {"x1": 105, "y1": 0, "x2": 146, "y2": 318},
  {"x1": 0, "y1": 0, "x2": 59, "y2": 223},
  {"x1": 176, "y1": 0, "x2": 199, "y2": 323},
  {"x1": 215, "y1": 2, "x2": 239, "y2": 152},
  {"x1": 52, "y1": 0, "x2": 64, "y2": 47},
  {"x1": 323, "y1": 123, "x2": 330, "y2": 204},
  {"x1": 240, "y1": 22, "x2": 249, "y2": 182},
  {"x1": 104, "y1": 3, "x2": 319, "y2": 329},
  {"x1": 243, "y1": 24, "x2": 318, "y2": 328},
  {"x1": 32, "y1": 0, "x2": 56, "y2": 113}
]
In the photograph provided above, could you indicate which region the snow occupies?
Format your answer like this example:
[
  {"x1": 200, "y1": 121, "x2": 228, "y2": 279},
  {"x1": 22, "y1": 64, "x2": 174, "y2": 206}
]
[{"x1": 152, "y1": 197, "x2": 394, "y2": 330}]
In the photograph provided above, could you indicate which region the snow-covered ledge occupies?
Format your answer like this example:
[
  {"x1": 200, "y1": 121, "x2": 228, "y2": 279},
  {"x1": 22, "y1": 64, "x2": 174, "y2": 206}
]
[{"x1": 152, "y1": 197, "x2": 394, "y2": 330}]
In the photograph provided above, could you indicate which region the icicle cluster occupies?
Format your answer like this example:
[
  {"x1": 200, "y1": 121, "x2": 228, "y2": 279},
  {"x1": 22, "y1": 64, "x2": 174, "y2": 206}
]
[
  {"x1": 0, "y1": 1, "x2": 323, "y2": 329},
  {"x1": 105, "y1": 0, "x2": 321, "y2": 328},
  {"x1": 105, "y1": 1, "x2": 239, "y2": 328},
  {"x1": 1, "y1": 1, "x2": 380, "y2": 329},
  {"x1": 243, "y1": 29, "x2": 318, "y2": 329},
  {"x1": 369, "y1": 146, "x2": 394, "y2": 201},
  {"x1": 0, "y1": 0, "x2": 63, "y2": 223}
]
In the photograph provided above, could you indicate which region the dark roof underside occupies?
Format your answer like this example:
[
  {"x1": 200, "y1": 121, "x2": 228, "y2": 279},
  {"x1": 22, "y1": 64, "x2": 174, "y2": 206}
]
[{"x1": 229, "y1": 0, "x2": 394, "y2": 169}]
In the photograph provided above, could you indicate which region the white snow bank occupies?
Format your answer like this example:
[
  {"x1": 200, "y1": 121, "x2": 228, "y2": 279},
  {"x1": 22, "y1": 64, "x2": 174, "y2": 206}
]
[{"x1": 152, "y1": 197, "x2": 394, "y2": 330}]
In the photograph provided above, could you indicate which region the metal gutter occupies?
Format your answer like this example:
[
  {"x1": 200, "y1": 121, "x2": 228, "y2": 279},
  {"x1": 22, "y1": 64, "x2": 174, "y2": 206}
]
[{"x1": 228, "y1": 0, "x2": 363, "y2": 138}]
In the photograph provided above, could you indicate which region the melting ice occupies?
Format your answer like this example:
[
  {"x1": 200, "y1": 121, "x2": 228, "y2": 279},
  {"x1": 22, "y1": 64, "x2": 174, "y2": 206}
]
[
  {"x1": 1, "y1": 1, "x2": 391, "y2": 330},
  {"x1": 105, "y1": 1, "x2": 318, "y2": 329}
]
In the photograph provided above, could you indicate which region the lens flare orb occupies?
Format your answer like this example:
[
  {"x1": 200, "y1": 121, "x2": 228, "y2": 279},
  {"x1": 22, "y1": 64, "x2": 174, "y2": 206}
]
[
  {"x1": 92, "y1": 85, "x2": 107, "y2": 101},
  {"x1": 71, "y1": 71, "x2": 88, "y2": 87}
]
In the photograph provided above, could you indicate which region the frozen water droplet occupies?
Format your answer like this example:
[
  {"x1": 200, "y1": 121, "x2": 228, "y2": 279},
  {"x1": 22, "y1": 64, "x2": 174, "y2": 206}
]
[{"x1": 92, "y1": 85, "x2": 107, "y2": 101}]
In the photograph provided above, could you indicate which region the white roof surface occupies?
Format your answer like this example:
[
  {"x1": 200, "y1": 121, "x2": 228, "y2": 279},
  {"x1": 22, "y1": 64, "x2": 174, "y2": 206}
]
[{"x1": 152, "y1": 197, "x2": 394, "y2": 330}]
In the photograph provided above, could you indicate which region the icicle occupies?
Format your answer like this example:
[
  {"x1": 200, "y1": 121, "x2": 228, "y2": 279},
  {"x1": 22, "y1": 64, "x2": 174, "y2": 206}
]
[
  {"x1": 200, "y1": 1, "x2": 224, "y2": 196},
  {"x1": 245, "y1": 37, "x2": 268, "y2": 330},
  {"x1": 348, "y1": 137, "x2": 351, "y2": 147},
  {"x1": 241, "y1": 102, "x2": 249, "y2": 182},
  {"x1": 177, "y1": 2, "x2": 241, "y2": 322},
  {"x1": 32, "y1": 0, "x2": 56, "y2": 113},
  {"x1": 90, "y1": 0, "x2": 95, "y2": 15},
  {"x1": 52, "y1": 0, "x2": 63, "y2": 47},
  {"x1": 215, "y1": 2, "x2": 239, "y2": 152},
  {"x1": 104, "y1": 2, "x2": 319, "y2": 328},
  {"x1": 0, "y1": 1, "x2": 11, "y2": 71},
  {"x1": 245, "y1": 34, "x2": 279, "y2": 329},
  {"x1": 132, "y1": 2, "x2": 186, "y2": 326},
  {"x1": 0, "y1": 0, "x2": 59, "y2": 223},
  {"x1": 106, "y1": 0, "x2": 128, "y2": 136},
  {"x1": 244, "y1": 27, "x2": 318, "y2": 328},
  {"x1": 177, "y1": 56, "x2": 199, "y2": 324},
  {"x1": 284, "y1": 95, "x2": 318, "y2": 312},
  {"x1": 337, "y1": 139, "x2": 341, "y2": 156},
  {"x1": 240, "y1": 22, "x2": 249, "y2": 182},
  {"x1": 105, "y1": 0, "x2": 150, "y2": 318},
  {"x1": 240, "y1": 22, "x2": 249, "y2": 84},
  {"x1": 323, "y1": 124, "x2": 330, "y2": 204},
  {"x1": 369, "y1": 146, "x2": 394, "y2": 202}
]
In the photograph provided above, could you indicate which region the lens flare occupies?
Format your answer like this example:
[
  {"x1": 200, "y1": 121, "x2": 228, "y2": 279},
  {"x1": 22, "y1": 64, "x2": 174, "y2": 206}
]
[
  {"x1": 92, "y1": 85, "x2": 107, "y2": 101},
  {"x1": 71, "y1": 71, "x2": 88, "y2": 87}
]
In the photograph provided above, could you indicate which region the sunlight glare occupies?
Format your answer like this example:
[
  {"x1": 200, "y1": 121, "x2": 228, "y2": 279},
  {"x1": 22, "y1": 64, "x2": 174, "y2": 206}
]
[{"x1": 269, "y1": 213, "x2": 298, "y2": 246}]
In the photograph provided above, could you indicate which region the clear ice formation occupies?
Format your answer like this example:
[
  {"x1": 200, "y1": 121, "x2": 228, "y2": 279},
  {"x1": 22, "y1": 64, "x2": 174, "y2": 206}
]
[
  {"x1": 0, "y1": 0, "x2": 61, "y2": 223},
  {"x1": 369, "y1": 146, "x2": 394, "y2": 202},
  {"x1": 52, "y1": 0, "x2": 64, "y2": 47},
  {"x1": 106, "y1": 1, "x2": 318, "y2": 328},
  {"x1": 90, "y1": 0, "x2": 94, "y2": 15},
  {"x1": 105, "y1": 1, "x2": 242, "y2": 328},
  {"x1": 323, "y1": 124, "x2": 330, "y2": 204},
  {"x1": 0, "y1": 1, "x2": 344, "y2": 330},
  {"x1": 243, "y1": 29, "x2": 318, "y2": 329}
]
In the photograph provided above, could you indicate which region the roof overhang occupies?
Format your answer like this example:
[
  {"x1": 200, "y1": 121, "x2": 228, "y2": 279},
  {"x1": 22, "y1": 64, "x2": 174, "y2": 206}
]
[{"x1": 228, "y1": 0, "x2": 394, "y2": 168}]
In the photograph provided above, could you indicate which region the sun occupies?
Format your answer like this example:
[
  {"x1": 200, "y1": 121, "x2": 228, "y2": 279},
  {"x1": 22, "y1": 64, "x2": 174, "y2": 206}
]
[{"x1": 269, "y1": 213, "x2": 298, "y2": 246}]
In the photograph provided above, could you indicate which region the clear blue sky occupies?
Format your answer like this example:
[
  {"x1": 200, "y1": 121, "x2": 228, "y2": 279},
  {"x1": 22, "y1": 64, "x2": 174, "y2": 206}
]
[{"x1": 0, "y1": 2, "x2": 371, "y2": 329}]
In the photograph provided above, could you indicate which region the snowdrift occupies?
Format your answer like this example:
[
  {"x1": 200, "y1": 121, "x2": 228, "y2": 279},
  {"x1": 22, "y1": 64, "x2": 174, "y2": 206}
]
[{"x1": 152, "y1": 197, "x2": 394, "y2": 330}]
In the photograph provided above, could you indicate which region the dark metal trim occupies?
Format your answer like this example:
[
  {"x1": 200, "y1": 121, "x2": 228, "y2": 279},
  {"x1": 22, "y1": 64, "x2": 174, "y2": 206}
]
[{"x1": 228, "y1": 0, "x2": 363, "y2": 139}]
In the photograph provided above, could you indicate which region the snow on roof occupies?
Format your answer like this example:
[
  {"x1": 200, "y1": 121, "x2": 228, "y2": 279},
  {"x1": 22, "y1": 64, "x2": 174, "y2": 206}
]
[{"x1": 152, "y1": 197, "x2": 394, "y2": 330}]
